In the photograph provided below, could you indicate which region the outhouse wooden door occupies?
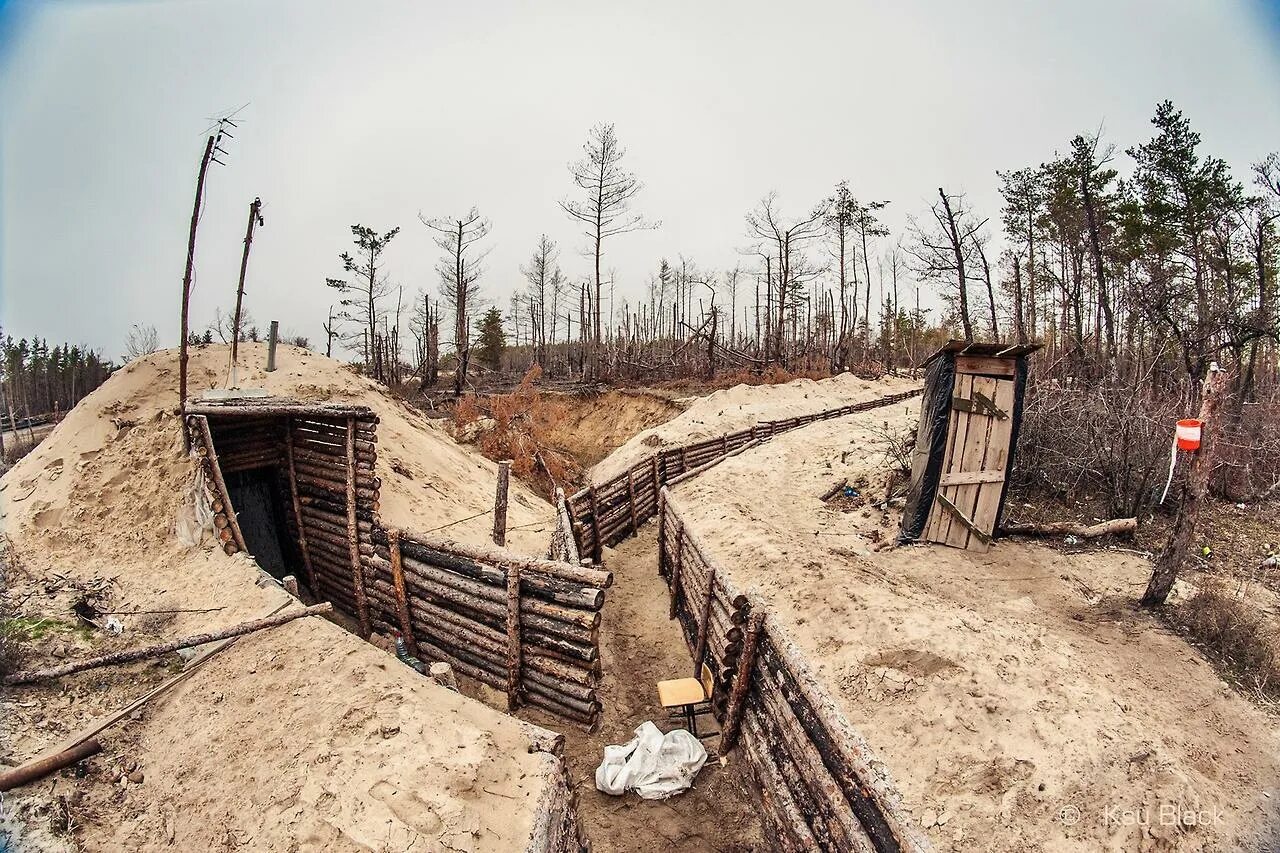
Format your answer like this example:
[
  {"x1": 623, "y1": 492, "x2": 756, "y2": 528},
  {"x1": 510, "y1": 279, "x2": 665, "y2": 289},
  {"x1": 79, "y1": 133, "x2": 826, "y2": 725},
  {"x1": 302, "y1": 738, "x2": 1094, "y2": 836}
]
[{"x1": 923, "y1": 357, "x2": 1017, "y2": 552}]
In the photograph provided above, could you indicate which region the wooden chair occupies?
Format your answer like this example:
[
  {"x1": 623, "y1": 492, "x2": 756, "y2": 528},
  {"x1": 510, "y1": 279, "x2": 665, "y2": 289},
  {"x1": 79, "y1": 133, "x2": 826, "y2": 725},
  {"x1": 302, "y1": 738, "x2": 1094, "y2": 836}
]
[{"x1": 657, "y1": 662, "x2": 717, "y2": 738}]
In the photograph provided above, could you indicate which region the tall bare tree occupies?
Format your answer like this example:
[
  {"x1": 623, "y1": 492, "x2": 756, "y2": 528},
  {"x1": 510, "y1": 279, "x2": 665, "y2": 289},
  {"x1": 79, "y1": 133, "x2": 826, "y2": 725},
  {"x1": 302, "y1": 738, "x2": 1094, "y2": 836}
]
[
  {"x1": 906, "y1": 188, "x2": 986, "y2": 340},
  {"x1": 422, "y1": 208, "x2": 491, "y2": 395},
  {"x1": 520, "y1": 234, "x2": 562, "y2": 367},
  {"x1": 746, "y1": 192, "x2": 826, "y2": 363},
  {"x1": 325, "y1": 224, "x2": 400, "y2": 381},
  {"x1": 560, "y1": 123, "x2": 658, "y2": 377}
]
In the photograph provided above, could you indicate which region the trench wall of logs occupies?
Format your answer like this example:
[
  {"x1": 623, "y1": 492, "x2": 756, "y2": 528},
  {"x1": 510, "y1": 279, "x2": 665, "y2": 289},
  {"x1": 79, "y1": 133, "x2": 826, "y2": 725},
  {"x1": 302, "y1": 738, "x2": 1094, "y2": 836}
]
[
  {"x1": 186, "y1": 401, "x2": 609, "y2": 730},
  {"x1": 659, "y1": 490, "x2": 927, "y2": 853},
  {"x1": 566, "y1": 388, "x2": 925, "y2": 561}
]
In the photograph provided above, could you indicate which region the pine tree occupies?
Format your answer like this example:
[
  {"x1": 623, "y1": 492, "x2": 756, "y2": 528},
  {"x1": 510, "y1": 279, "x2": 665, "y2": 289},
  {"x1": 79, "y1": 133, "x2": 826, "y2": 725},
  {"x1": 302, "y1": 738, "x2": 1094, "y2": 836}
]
[{"x1": 475, "y1": 307, "x2": 507, "y2": 370}]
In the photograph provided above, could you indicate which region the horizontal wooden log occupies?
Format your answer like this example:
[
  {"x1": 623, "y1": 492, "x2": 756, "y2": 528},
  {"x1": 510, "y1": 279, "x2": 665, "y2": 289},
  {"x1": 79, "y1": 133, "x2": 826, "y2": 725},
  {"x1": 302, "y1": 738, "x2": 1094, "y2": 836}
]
[
  {"x1": 398, "y1": 560, "x2": 599, "y2": 630},
  {"x1": 363, "y1": 555, "x2": 596, "y2": 643},
  {"x1": 1001, "y1": 517, "x2": 1136, "y2": 539},
  {"x1": 380, "y1": 545, "x2": 604, "y2": 610},
  {"x1": 367, "y1": 582, "x2": 599, "y2": 682},
  {"x1": 383, "y1": 529, "x2": 612, "y2": 590},
  {"x1": 185, "y1": 402, "x2": 377, "y2": 420}
]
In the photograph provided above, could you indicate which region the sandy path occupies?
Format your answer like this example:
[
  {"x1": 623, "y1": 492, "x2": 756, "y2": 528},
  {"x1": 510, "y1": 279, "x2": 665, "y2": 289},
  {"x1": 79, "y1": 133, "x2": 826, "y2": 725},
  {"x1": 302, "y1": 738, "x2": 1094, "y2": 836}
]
[
  {"x1": 520, "y1": 527, "x2": 764, "y2": 852},
  {"x1": 671, "y1": 402, "x2": 1280, "y2": 852}
]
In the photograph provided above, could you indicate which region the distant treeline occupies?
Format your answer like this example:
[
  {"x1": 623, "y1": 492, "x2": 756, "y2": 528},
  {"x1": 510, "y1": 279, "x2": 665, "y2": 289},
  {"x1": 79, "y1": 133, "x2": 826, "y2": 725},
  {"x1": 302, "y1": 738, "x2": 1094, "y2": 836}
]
[{"x1": 1, "y1": 333, "x2": 114, "y2": 420}]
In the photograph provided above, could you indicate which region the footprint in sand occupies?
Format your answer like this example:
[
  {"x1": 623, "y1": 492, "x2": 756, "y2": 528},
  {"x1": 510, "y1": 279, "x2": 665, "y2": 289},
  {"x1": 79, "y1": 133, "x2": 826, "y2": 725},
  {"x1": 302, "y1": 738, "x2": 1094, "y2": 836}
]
[{"x1": 369, "y1": 781, "x2": 444, "y2": 835}]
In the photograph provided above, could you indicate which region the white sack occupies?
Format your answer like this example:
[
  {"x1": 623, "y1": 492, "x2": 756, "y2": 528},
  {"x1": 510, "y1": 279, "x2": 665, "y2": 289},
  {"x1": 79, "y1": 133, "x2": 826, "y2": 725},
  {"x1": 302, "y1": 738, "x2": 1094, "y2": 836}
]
[{"x1": 594, "y1": 721, "x2": 707, "y2": 800}]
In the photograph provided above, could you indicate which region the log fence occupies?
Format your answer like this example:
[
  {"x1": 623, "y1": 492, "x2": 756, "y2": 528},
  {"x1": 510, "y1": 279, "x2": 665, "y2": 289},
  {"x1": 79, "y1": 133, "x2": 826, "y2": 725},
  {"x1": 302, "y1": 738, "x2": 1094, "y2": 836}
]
[
  {"x1": 565, "y1": 389, "x2": 923, "y2": 561},
  {"x1": 659, "y1": 490, "x2": 930, "y2": 853}
]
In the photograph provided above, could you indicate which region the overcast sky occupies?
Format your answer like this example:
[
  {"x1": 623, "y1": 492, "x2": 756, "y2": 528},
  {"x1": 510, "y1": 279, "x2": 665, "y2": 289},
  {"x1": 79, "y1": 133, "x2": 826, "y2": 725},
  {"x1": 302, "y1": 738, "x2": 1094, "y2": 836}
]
[{"x1": 2, "y1": 0, "x2": 1279, "y2": 361}]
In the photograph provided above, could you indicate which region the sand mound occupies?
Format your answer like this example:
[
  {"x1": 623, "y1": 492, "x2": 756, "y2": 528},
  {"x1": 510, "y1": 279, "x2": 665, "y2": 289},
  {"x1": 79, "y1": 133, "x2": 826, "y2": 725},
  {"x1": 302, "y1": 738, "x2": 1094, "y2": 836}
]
[
  {"x1": 590, "y1": 373, "x2": 920, "y2": 484},
  {"x1": 669, "y1": 400, "x2": 1280, "y2": 851},
  {"x1": 0, "y1": 343, "x2": 564, "y2": 852}
]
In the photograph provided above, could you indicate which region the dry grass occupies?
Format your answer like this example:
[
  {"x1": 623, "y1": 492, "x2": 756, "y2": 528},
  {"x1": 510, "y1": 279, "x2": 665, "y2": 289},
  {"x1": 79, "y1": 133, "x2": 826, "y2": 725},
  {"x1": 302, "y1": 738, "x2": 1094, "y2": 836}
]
[
  {"x1": 1176, "y1": 577, "x2": 1280, "y2": 699},
  {"x1": 451, "y1": 365, "x2": 582, "y2": 497}
]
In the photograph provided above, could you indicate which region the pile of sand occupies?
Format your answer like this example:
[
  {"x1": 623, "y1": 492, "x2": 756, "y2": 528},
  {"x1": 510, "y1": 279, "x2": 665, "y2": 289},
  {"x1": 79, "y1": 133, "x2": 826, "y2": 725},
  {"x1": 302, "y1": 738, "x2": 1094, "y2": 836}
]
[
  {"x1": 590, "y1": 373, "x2": 919, "y2": 483},
  {"x1": 0, "y1": 344, "x2": 564, "y2": 852},
  {"x1": 665, "y1": 400, "x2": 1280, "y2": 852}
]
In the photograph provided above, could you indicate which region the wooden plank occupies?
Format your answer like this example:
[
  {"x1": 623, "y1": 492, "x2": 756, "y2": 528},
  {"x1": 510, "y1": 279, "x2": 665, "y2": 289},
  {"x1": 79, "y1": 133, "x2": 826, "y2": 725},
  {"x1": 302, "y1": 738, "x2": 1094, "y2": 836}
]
[
  {"x1": 951, "y1": 390, "x2": 1008, "y2": 420},
  {"x1": 939, "y1": 470, "x2": 1005, "y2": 486},
  {"x1": 954, "y1": 355, "x2": 1015, "y2": 377},
  {"x1": 969, "y1": 377, "x2": 1017, "y2": 548},
  {"x1": 926, "y1": 373, "x2": 972, "y2": 545},
  {"x1": 949, "y1": 374, "x2": 997, "y2": 550},
  {"x1": 935, "y1": 493, "x2": 992, "y2": 545}
]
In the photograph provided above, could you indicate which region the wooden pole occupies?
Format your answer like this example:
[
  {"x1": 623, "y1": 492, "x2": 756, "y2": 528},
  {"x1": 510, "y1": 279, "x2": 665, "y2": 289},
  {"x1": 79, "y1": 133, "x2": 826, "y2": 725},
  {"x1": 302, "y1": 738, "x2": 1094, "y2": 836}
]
[
  {"x1": 669, "y1": 516, "x2": 685, "y2": 620},
  {"x1": 719, "y1": 609, "x2": 764, "y2": 752},
  {"x1": 1143, "y1": 368, "x2": 1231, "y2": 606},
  {"x1": 626, "y1": 470, "x2": 638, "y2": 534},
  {"x1": 588, "y1": 485, "x2": 602, "y2": 562},
  {"x1": 346, "y1": 417, "x2": 372, "y2": 636},
  {"x1": 506, "y1": 562, "x2": 523, "y2": 711},
  {"x1": 493, "y1": 459, "x2": 511, "y2": 546},
  {"x1": 693, "y1": 562, "x2": 717, "y2": 677},
  {"x1": 283, "y1": 418, "x2": 317, "y2": 593},
  {"x1": 230, "y1": 197, "x2": 263, "y2": 377},
  {"x1": 388, "y1": 527, "x2": 418, "y2": 658},
  {"x1": 3, "y1": 604, "x2": 332, "y2": 685},
  {"x1": 179, "y1": 135, "x2": 216, "y2": 434},
  {"x1": 195, "y1": 416, "x2": 246, "y2": 553}
]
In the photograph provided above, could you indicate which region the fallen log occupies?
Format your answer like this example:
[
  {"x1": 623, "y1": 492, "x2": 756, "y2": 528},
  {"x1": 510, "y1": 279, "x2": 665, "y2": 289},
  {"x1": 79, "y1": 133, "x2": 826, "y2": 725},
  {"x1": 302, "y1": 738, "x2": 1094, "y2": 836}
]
[
  {"x1": 0, "y1": 739, "x2": 102, "y2": 792},
  {"x1": 2, "y1": 603, "x2": 333, "y2": 685},
  {"x1": 1001, "y1": 517, "x2": 1137, "y2": 539}
]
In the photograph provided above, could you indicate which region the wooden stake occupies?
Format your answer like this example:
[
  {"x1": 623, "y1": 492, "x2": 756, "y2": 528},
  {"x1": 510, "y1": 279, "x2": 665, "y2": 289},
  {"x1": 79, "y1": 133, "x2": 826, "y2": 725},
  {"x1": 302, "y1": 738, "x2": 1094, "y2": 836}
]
[
  {"x1": 346, "y1": 417, "x2": 371, "y2": 637},
  {"x1": 284, "y1": 418, "x2": 317, "y2": 593},
  {"x1": 506, "y1": 562, "x2": 523, "y2": 711},
  {"x1": 388, "y1": 527, "x2": 418, "y2": 658},
  {"x1": 693, "y1": 562, "x2": 717, "y2": 677},
  {"x1": 626, "y1": 469, "x2": 638, "y2": 534},
  {"x1": 493, "y1": 459, "x2": 511, "y2": 546},
  {"x1": 669, "y1": 516, "x2": 685, "y2": 620},
  {"x1": 719, "y1": 610, "x2": 764, "y2": 752},
  {"x1": 588, "y1": 485, "x2": 602, "y2": 562}
]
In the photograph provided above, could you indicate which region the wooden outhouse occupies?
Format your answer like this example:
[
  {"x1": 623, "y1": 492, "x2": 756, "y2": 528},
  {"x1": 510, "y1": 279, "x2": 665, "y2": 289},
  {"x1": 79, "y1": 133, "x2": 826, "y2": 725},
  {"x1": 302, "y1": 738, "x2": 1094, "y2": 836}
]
[{"x1": 899, "y1": 341, "x2": 1041, "y2": 552}]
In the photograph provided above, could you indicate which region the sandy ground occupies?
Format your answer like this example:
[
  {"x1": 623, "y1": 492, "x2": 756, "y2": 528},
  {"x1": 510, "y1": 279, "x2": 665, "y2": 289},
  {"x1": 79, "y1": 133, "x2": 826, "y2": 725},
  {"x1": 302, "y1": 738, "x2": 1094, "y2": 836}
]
[
  {"x1": 666, "y1": 399, "x2": 1280, "y2": 852},
  {"x1": 519, "y1": 527, "x2": 764, "y2": 852},
  {"x1": 0, "y1": 344, "x2": 563, "y2": 852},
  {"x1": 590, "y1": 373, "x2": 920, "y2": 484}
]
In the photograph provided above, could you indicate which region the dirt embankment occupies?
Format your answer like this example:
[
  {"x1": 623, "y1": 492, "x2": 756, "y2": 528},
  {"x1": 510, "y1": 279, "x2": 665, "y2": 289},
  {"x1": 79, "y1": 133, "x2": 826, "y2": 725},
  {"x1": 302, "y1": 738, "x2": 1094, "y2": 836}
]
[
  {"x1": 666, "y1": 400, "x2": 1280, "y2": 852},
  {"x1": 544, "y1": 389, "x2": 686, "y2": 470},
  {"x1": 590, "y1": 373, "x2": 920, "y2": 484},
  {"x1": 0, "y1": 344, "x2": 564, "y2": 852}
]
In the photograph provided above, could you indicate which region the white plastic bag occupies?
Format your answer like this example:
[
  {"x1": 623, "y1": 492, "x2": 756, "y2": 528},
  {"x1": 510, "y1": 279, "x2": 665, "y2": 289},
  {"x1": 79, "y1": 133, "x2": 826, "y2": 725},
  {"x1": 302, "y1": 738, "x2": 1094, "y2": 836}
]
[{"x1": 594, "y1": 721, "x2": 707, "y2": 800}]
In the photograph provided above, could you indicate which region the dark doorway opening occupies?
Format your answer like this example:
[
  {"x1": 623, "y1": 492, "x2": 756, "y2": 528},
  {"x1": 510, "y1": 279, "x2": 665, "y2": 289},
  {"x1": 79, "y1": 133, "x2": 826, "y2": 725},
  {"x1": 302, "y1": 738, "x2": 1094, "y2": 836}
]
[{"x1": 224, "y1": 467, "x2": 296, "y2": 580}]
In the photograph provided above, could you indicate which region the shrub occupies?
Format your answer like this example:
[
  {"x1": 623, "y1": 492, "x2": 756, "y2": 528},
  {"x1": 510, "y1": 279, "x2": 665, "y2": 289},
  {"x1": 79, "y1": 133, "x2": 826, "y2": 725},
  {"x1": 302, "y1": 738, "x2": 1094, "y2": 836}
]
[{"x1": 1177, "y1": 579, "x2": 1280, "y2": 697}]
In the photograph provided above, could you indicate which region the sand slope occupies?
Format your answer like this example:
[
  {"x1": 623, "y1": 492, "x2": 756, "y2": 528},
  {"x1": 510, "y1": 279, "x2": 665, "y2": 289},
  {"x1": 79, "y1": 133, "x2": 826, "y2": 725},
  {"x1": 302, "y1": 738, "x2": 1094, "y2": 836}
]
[
  {"x1": 670, "y1": 400, "x2": 1280, "y2": 851},
  {"x1": 0, "y1": 344, "x2": 563, "y2": 852},
  {"x1": 589, "y1": 373, "x2": 920, "y2": 484}
]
